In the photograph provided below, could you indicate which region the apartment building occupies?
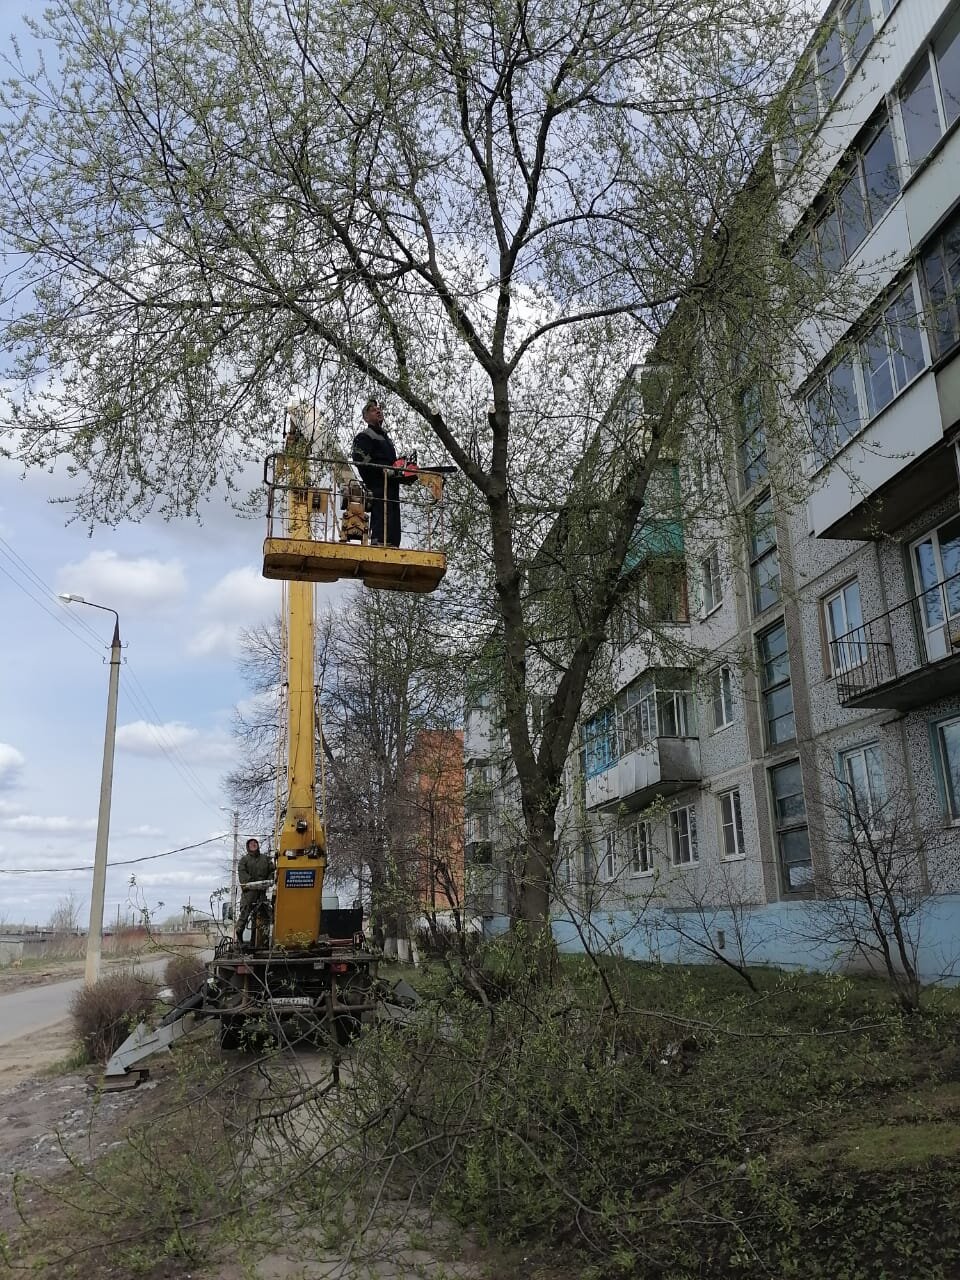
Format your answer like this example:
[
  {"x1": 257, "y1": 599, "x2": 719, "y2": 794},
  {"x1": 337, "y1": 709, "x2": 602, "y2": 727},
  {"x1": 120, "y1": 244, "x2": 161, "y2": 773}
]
[{"x1": 464, "y1": 0, "x2": 960, "y2": 977}]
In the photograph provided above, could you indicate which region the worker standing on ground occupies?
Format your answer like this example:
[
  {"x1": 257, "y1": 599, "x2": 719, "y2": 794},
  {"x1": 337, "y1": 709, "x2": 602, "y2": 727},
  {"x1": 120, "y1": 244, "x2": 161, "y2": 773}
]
[
  {"x1": 235, "y1": 837, "x2": 274, "y2": 944},
  {"x1": 352, "y1": 397, "x2": 409, "y2": 547}
]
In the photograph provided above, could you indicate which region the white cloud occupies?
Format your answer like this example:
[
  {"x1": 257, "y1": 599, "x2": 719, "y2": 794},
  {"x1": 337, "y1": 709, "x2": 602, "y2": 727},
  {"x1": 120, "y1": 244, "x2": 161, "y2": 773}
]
[
  {"x1": 116, "y1": 719, "x2": 235, "y2": 764},
  {"x1": 189, "y1": 565, "x2": 279, "y2": 657},
  {"x1": 56, "y1": 550, "x2": 187, "y2": 614},
  {"x1": 0, "y1": 813, "x2": 97, "y2": 834},
  {"x1": 122, "y1": 823, "x2": 165, "y2": 838},
  {"x1": 0, "y1": 743, "x2": 25, "y2": 789}
]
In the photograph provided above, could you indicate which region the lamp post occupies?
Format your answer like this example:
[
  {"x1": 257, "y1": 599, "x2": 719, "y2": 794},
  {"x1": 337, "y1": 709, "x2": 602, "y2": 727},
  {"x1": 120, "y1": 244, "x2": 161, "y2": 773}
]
[{"x1": 59, "y1": 593, "x2": 121, "y2": 986}]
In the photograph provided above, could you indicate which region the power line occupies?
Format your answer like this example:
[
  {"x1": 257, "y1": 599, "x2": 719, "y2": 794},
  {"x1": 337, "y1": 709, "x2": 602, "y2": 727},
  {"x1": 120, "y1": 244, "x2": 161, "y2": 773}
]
[
  {"x1": 0, "y1": 834, "x2": 229, "y2": 874},
  {"x1": 124, "y1": 663, "x2": 225, "y2": 815},
  {"x1": 0, "y1": 549, "x2": 103, "y2": 657}
]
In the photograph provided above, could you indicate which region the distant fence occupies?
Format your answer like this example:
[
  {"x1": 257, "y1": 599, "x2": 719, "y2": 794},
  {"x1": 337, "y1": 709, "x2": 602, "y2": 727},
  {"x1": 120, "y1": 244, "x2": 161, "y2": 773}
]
[{"x1": 0, "y1": 925, "x2": 210, "y2": 968}]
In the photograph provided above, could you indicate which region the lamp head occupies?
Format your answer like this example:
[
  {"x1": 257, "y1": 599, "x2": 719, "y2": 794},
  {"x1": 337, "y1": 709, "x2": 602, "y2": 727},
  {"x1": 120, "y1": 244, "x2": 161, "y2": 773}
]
[{"x1": 58, "y1": 593, "x2": 85, "y2": 603}]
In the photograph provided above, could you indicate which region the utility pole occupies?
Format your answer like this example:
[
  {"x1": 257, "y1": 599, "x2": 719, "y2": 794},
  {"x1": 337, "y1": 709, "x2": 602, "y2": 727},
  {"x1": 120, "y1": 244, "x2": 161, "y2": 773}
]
[
  {"x1": 60, "y1": 595, "x2": 121, "y2": 986},
  {"x1": 229, "y1": 810, "x2": 240, "y2": 921}
]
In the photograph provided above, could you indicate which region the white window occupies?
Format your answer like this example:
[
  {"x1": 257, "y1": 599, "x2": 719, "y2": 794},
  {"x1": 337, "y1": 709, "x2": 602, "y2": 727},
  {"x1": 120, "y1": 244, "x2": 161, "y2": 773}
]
[
  {"x1": 898, "y1": 13, "x2": 960, "y2": 171},
  {"x1": 823, "y1": 580, "x2": 866, "y2": 675},
  {"x1": 719, "y1": 789, "x2": 746, "y2": 859},
  {"x1": 860, "y1": 283, "x2": 927, "y2": 419},
  {"x1": 934, "y1": 717, "x2": 960, "y2": 822},
  {"x1": 700, "y1": 548, "x2": 723, "y2": 616},
  {"x1": 466, "y1": 813, "x2": 491, "y2": 844},
  {"x1": 840, "y1": 743, "x2": 886, "y2": 831},
  {"x1": 670, "y1": 805, "x2": 698, "y2": 866},
  {"x1": 711, "y1": 665, "x2": 735, "y2": 730},
  {"x1": 625, "y1": 821, "x2": 653, "y2": 875},
  {"x1": 806, "y1": 357, "x2": 862, "y2": 461},
  {"x1": 599, "y1": 833, "x2": 616, "y2": 882}
]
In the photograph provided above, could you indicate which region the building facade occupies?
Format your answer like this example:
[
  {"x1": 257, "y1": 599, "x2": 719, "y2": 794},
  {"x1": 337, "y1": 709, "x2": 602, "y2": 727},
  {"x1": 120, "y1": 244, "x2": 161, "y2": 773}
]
[{"x1": 465, "y1": 0, "x2": 960, "y2": 980}]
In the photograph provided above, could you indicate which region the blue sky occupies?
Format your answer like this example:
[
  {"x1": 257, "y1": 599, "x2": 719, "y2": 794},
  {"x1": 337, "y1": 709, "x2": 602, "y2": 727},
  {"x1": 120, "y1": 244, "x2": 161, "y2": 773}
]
[
  {"x1": 0, "y1": 446, "x2": 319, "y2": 926},
  {"x1": 0, "y1": 1, "x2": 339, "y2": 927}
]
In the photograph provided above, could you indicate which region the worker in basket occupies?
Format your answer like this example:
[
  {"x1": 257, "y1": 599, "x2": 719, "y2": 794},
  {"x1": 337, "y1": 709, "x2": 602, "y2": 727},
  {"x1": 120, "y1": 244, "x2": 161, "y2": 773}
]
[
  {"x1": 235, "y1": 837, "x2": 274, "y2": 945},
  {"x1": 351, "y1": 397, "x2": 418, "y2": 547}
]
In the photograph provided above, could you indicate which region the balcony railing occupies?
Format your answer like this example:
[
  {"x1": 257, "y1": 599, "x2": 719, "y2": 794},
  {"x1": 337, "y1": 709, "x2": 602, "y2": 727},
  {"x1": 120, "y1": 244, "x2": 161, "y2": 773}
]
[
  {"x1": 584, "y1": 736, "x2": 700, "y2": 812},
  {"x1": 834, "y1": 569, "x2": 960, "y2": 710}
]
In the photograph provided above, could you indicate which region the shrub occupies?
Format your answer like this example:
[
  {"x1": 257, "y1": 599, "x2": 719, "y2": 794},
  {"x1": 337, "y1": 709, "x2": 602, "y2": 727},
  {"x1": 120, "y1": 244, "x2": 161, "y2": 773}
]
[
  {"x1": 163, "y1": 953, "x2": 208, "y2": 1004},
  {"x1": 70, "y1": 971, "x2": 160, "y2": 1063}
]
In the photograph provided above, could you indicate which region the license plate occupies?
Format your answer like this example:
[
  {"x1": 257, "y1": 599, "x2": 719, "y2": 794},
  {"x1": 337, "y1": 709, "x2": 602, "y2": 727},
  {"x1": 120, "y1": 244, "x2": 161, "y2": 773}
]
[{"x1": 270, "y1": 997, "x2": 315, "y2": 1009}]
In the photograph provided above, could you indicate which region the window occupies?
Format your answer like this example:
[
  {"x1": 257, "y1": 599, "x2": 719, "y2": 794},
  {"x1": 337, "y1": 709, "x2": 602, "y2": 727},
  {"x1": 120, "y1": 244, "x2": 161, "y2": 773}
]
[
  {"x1": 860, "y1": 114, "x2": 899, "y2": 223},
  {"x1": 748, "y1": 493, "x2": 781, "y2": 616},
  {"x1": 934, "y1": 716, "x2": 960, "y2": 820},
  {"x1": 899, "y1": 14, "x2": 960, "y2": 171},
  {"x1": 920, "y1": 211, "x2": 960, "y2": 359},
  {"x1": 700, "y1": 548, "x2": 723, "y2": 615},
  {"x1": 911, "y1": 515, "x2": 960, "y2": 663},
  {"x1": 860, "y1": 283, "x2": 926, "y2": 418},
  {"x1": 770, "y1": 760, "x2": 812, "y2": 889},
  {"x1": 711, "y1": 665, "x2": 735, "y2": 730},
  {"x1": 759, "y1": 621, "x2": 795, "y2": 746},
  {"x1": 823, "y1": 580, "x2": 866, "y2": 674},
  {"x1": 582, "y1": 709, "x2": 617, "y2": 778},
  {"x1": 806, "y1": 356, "x2": 862, "y2": 462},
  {"x1": 646, "y1": 561, "x2": 689, "y2": 624},
  {"x1": 625, "y1": 821, "x2": 653, "y2": 875},
  {"x1": 795, "y1": 111, "x2": 901, "y2": 279},
  {"x1": 600, "y1": 833, "x2": 616, "y2": 881},
  {"x1": 671, "y1": 805, "x2": 699, "y2": 865},
  {"x1": 689, "y1": 453, "x2": 720, "y2": 499},
  {"x1": 814, "y1": 205, "x2": 844, "y2": 274},
  {"x1": 840, "y1": 743, "x2": 886, "y2": 830},
  {"x1": 617, "y1": 672, "x2": 694, "y2": 752},
  {"x1": 719, "y1": 789, "x2": 746, "y2": 859},
  {"x1": 841, "y1": 0, "x2": 873, "y2": 67},
  {"x1": 738, "y1": 381, "x2": 768, "y2": 492},
  {"x1": 466, "y1": 813, "x2": 491, "y2": 844},
  {"x1": 900, "y1": 58, "x2": 941, "y2": 169},
  {"x1": 816, "y1": 21, "x2": 847, "y2": 102}
]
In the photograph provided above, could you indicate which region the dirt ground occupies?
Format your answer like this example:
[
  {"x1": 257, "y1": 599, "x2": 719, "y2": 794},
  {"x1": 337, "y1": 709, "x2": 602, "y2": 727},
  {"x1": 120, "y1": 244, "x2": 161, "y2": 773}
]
[{"x1": 0, "y1": 1019, "x2": 77, "y2": 1092}]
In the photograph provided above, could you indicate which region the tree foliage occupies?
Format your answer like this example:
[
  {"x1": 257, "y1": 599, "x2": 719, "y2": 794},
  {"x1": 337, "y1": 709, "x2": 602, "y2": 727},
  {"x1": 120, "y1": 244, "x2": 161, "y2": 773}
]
[{"x1": 0, "y1": 0, "x2": 832, "y2": 946}]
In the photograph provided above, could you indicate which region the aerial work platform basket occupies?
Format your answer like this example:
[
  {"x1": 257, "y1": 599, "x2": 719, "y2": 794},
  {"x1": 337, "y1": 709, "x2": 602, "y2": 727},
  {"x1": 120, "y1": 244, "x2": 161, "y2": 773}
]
[{"x1": 262, "y1": 452, "x2": 448, "y2": 594}]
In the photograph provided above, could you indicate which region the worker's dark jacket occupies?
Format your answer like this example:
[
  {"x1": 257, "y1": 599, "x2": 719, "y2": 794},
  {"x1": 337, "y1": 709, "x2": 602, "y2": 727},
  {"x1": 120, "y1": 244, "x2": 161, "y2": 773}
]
[
  {"x1": 353, "y1": 421, "x2": 402, "y2": 545},
  {"x1": 352, "y1": 422, "x2": 397, "y2": 489},
  {"x1": 238, "y1": 851, "x2": 274, "y2": 889}
]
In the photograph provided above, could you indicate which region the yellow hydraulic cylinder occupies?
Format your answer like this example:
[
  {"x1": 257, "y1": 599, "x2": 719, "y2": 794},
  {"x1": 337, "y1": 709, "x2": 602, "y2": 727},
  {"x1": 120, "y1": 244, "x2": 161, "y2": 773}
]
[{"x1": 272, "y1": 442, "x2": 327, "y2": 945}]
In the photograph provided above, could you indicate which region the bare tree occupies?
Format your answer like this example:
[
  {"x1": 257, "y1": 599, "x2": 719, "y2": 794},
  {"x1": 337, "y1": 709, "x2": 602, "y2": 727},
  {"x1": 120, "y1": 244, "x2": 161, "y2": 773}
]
[
  {"x1": 0, "y1": 0, "x2": 850, "y2": 960},
  {"x1": 228, "y1": 586, "x2": 462, "y2": 946},
  {"x1": 806, "y1": 771, "x2": 938, "y2": 1015},
  {"x1": 46, "y1": 892, "x2": 83, "y2": 957}
]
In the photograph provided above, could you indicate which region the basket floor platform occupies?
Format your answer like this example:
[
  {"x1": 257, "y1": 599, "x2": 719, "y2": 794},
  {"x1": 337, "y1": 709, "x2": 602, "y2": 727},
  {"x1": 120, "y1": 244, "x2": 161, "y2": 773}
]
[{"x1": 263, "y1": 537, "x2": 446, "y2": 593}]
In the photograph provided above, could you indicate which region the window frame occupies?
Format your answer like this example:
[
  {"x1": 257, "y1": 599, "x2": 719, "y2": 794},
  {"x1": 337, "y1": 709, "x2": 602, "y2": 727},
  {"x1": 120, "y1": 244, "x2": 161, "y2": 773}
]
[
  {"x1": 823, "y1": 579, "x2": 867, "y2": 676},
  {"x1": 670, "y1": 804, "x2": 699, "y2": 866},
  {"x1": 625, "y1": 820, "x2": 654, "y2": 876},
  {"x1": 748, "y1": 492, "x2": 782, "y2": 617},
  {"x1": 839, "y1": 741, "x2": 886, "y2": 834},
  {"x1": 700, "y1": 546, "x2": 723, "y2": 617},
  {"x1": 758, "y1": 619, "x2": 796, "y2": 747},
  {"x1": 599, "y1": 832, "x2": 617, "y2": 882},
  {"x1": 933, "y1": 715, "x2": 960, "y2": 823},
  {"x1": 710, "y1": 664, "x2": 735, "y2": 731},
  {"x1": 769, "y1": 758, "x2": 813, "y2": 891},
  {"x1": 897, "y1": 14, "x2": 960, "y2": 174},
  {"x1": 718, "y1": 788, "x2": 746, "y2": 860}
]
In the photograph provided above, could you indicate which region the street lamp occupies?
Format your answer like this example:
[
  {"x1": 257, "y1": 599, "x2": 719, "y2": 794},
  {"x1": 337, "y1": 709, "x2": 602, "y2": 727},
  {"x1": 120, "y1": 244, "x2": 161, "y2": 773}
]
[{"x1": 59, "y1": 593, "x2": 121, "y2": 986}]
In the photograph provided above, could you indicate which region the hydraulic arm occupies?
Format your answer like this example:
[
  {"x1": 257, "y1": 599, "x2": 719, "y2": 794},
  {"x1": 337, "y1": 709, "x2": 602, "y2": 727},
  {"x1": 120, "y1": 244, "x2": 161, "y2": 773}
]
[{"x1": 272, "y1": 405, "x2": 327, "y2": 944}]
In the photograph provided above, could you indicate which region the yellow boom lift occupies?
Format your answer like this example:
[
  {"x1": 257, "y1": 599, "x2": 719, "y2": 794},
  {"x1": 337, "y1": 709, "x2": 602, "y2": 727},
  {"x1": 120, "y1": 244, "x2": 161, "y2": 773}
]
[{"x1": 102, "y1": 400, "x2": 445, "y2": 1082}]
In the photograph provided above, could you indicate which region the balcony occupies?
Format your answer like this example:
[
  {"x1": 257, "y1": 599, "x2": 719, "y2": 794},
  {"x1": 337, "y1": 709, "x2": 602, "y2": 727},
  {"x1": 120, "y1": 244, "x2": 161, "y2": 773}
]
[
  {"x1": 584, "y1": 737, "x2": 701, "y2": 813},
  {"x1": 834, "y1": 572, "x2": 960, "y2": 711}
]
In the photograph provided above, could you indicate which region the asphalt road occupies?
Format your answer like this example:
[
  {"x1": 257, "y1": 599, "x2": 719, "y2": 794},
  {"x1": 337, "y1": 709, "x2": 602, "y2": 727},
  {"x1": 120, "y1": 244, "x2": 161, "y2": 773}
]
[{"x1": 0, "y1": 959, "x2": 167, "y2": 1046}]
